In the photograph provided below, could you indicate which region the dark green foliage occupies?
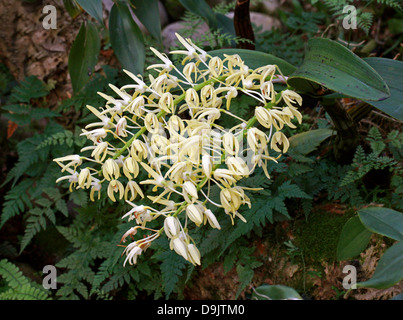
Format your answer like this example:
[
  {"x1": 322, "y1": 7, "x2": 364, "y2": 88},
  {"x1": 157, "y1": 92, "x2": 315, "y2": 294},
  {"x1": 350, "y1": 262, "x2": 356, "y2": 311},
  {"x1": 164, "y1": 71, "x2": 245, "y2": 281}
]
[
  {"x1": 339, "y1": 127, "x2": 402, "y2": 208},
  {"x1": 1, "y1": 76, "x2": 59, "y2": 126},
  {"x1": 255, "y1": 29, "x2": 305, "y2": 67},
  {"x1": 57, "y1": 65, "x2": 120, "y2": 117},
  {"x1": 321, "y1": 0, "x2": 402, "y2": 34},
  {"x1": 255, "y1": 2, "x2": 325, "y2": 67}
]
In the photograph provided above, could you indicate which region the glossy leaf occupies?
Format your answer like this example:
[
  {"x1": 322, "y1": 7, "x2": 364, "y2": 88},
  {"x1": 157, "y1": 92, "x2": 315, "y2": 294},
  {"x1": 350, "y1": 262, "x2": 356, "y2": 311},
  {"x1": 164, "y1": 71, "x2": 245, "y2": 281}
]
[
  {"x1": 109, "y1": 3, "x2": 145, "y2": 75},
  {"x1": 215, "y1": 12, "x2": 236, "y2": 36},
  {"x1": 68, "y1": 21, "x2": 100, "y2": 94},
  {"x1": 358, "y1": 207, "x2": 403, "y2": 242},
  {"x1": 363, "y1": 58, "x2": 403, "y2": 121},
  {"x1": 129, "y1": 0, "x2": 162, "y2": 43},
  {"x1": 63, "y1": 0, "x2": 82, "y2": 19},
  {"x1": 288, "y1": 128, "x2": 334, "y2": 155},
  {"x1": 76, "y1": 0, "x2": 104, "y2": 25},
  {"x1": 288, "y1": 38, "x2": 390, "y2": 101},
  {"x1": 357, "y1": 241, "x2": 403, "y2": 289},
  {"x1": 208, "y1": 49, "x2": 297, "y2": 75},
  {"x1": 252, "y1": 284, "x2": 303, "y2": 300},
  {"x1": 337, "y1": 216, "x2": 372, "y2": 261}
]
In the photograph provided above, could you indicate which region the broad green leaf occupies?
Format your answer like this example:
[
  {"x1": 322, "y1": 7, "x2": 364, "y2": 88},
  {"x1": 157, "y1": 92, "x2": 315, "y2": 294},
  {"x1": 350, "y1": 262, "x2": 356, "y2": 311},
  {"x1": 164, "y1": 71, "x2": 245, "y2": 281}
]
[
  {"x1": 357, "y1": 241, "x2": 403, "y2": 289},
  {"x1": 68, "y1": 21, "x2": 100, "y2": 94},
  {"x1": 288, "y1": 128, "x2": 334, "y2": 155},
  {"x1": 288, "y1": 38, "x2": 390, "y2": 101},
  {"x1": 337, "y1": 216, "x2": 372, "y2": 261},
  {"x1": 358, "y1": 207, "x2": 403, "y2": 241},
  {"x1": 129, "y1": 0, "x2": 162, "y2": 43},
  {"x1": 63, "y1": 0, "x2": 82, "y2": 19},
  {"x1": 252, "y1": 284, "x2": 303, "y2": 300},
  {"x1": 215, "y1": 12, "x2": 236, "y2": 37},
  {"x1": 109, "y1": 3, "x2": 145, "y2": 75},
  {"x1": 363, "y1": 58, "x2": 403, "y2": 121},
  {"x1": 208, "y1": 49, "x2": 297, "y2": 75},
  {"x1": 178, "y1": 0, "x2": 217, "y2": 30},
  {"x1": 76, "y1": 0, "x2": 104, "y2": 25}
]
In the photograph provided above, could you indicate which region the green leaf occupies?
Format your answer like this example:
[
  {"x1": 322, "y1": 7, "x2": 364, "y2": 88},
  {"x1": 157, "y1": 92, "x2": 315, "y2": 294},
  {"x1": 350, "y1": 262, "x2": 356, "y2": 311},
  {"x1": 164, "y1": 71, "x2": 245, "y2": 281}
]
[
  {"x1": 358, "y1": 207, "x2": 403, "y2": 242},
  {"x1": 337, "y1": 216, "x2": 372, "y2": 261},
  {"x1": 63, "y1": 0, "x2": 82, "y2": 19},
  {"x1": 362, "y1": 58, "x2": 403, "y2": 121},
  {"x1": 252, "y1": 284, "x2": 303, "y2": 300},
  {"x1": 109, "y1": 3, "x2": 145, "y2": 75},
  {"x1": 129, "y1": 0, "x2": 162, "y2": 43},
  {"x1": 76, "y1": 0, "x2": 104, "y2": 25},
  {"x1": 68, "y1": 21, "x2": 100, "y2": 94},
  {"x1": 357, "y1": 241, "x2": 403, "y2": 289},
  {"x1": 289, "y1": 128, "x2": 334, "y2": 155},
  {"x1": 288, "y1": 38, "x2": 390, "y2": 101},
  {"x1": 178, "y1": 0, "x2": 217, "y2": 30},
  {"x1": 208, "y1": 49, "x2": 297, "y2": 75},
  {"x1": 215, "y1": 13, "x2": 236, "y2": 37}
]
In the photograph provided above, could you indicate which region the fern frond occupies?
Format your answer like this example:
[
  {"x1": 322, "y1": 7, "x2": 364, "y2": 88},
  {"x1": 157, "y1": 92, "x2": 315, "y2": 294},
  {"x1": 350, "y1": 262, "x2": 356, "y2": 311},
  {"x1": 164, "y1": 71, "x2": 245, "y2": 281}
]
[
  {"x1": 20, "y1": 207, "x2": 49, "y2": 253},
  {"x1": 357, "y1": 11, "x2": 374, "y2": 34},
  {"x1": 36, "y1": 130, "x2": 75, "y2": 150},
  {"x1": 0, "y1": 179, "x2": 33, "y2": 229},
  {"x1": 0, "y1": 259, "x2": 30, "y2": 288},
  {"x1": 376, "y1": 0, "x2": 402, "y2": 10},
  {"x1": 0, "y1": 259, "x2": 50, "y2": 300},
  {"x1": 7, "y1": 76, "x2": 49, "y2": 104}
]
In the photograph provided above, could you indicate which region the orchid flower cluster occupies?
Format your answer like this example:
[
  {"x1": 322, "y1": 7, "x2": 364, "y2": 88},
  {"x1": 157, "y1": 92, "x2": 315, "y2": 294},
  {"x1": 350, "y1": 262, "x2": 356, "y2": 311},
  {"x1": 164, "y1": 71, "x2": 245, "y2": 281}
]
[{"x1": 54, "y1": 33, "x2": 303, "y2": 267}]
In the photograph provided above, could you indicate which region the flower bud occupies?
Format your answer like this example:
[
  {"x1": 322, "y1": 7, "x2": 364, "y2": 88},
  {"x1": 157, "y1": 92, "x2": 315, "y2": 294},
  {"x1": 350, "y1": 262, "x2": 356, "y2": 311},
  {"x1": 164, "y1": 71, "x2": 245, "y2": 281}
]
[
  {"x1": 187, "y1": 243, "x2": 201, "y2": 266},
  {"x1": 204, "y1": 209, "x2": 221, "y2": 230},
  {"x1": 202, "y1": 154, "x2": 212, "y2": 177},
  {"x1": 222, "y1": 132, "x2": 239, "y2": 156},
  {"x1": 164, "y1": 216, "x2": 180, "y2": 238},
  {"x1": 170, "y1": 237, "x2": 188, "y2": 260},
  {"x1": 183, "y1": 181, "x2": 198, "y2": 203},
  {"x1": 186, "y1": 204, "x2": 203, "y2": 226},
  {"x1": 78, "y1": 168, "x2": 92, "y2": 189}
]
